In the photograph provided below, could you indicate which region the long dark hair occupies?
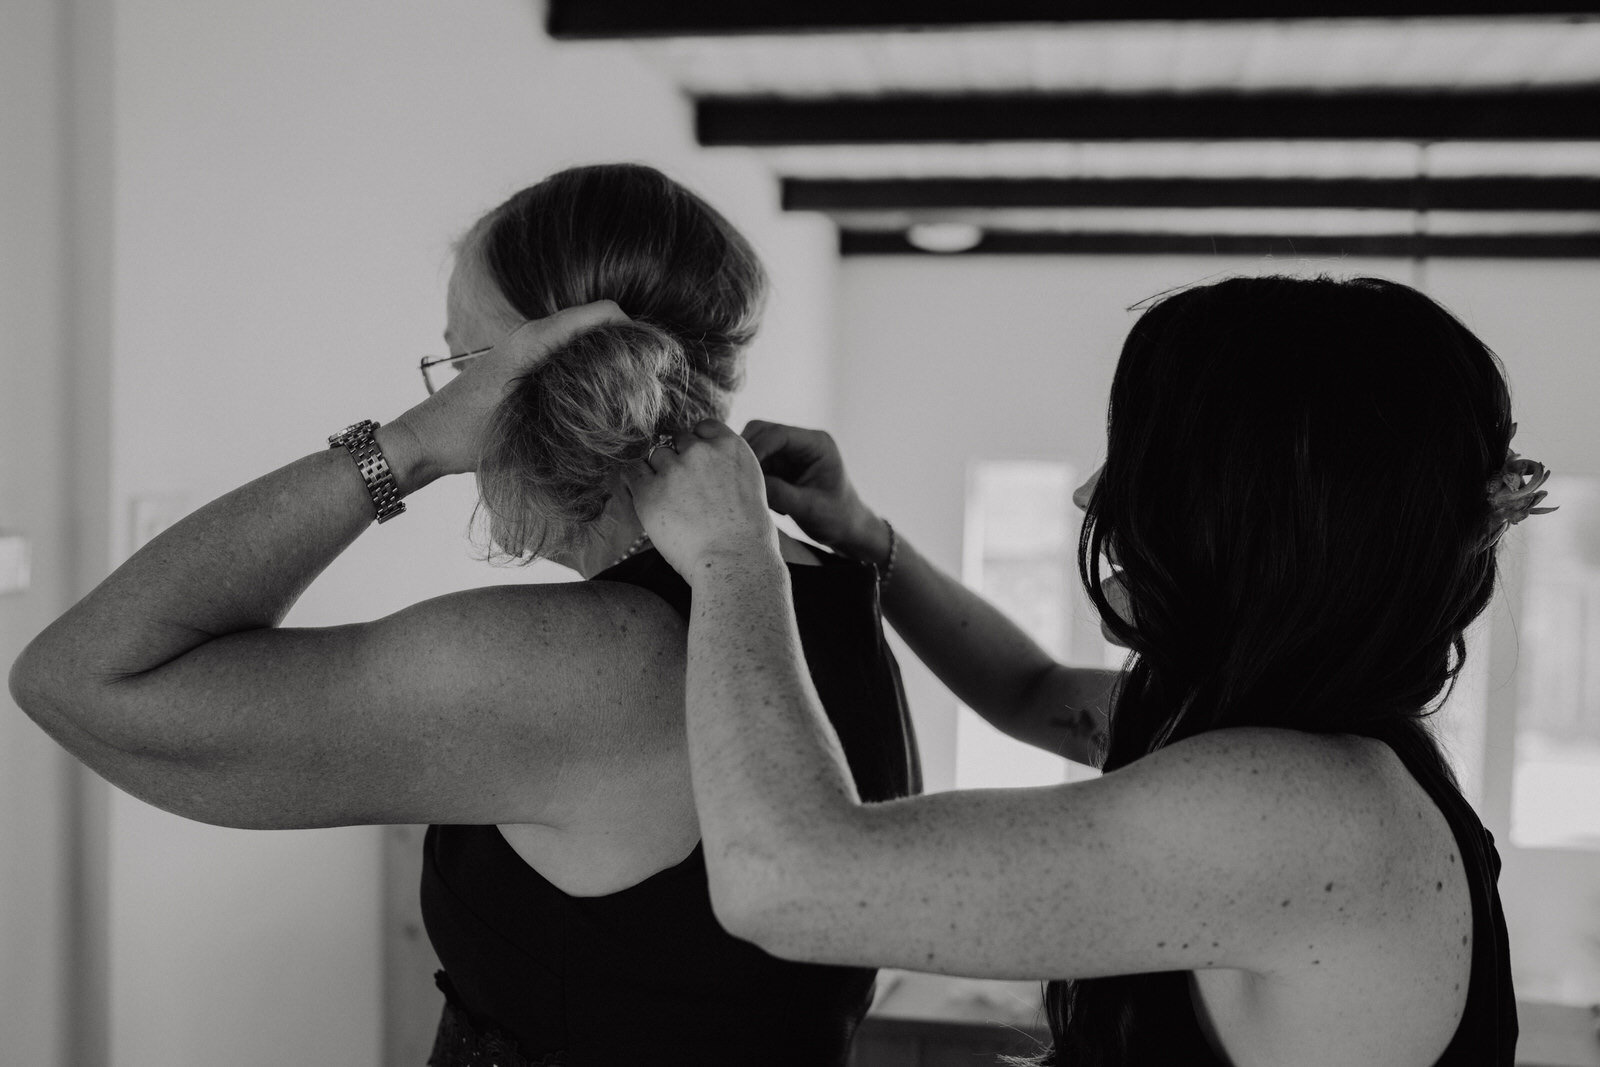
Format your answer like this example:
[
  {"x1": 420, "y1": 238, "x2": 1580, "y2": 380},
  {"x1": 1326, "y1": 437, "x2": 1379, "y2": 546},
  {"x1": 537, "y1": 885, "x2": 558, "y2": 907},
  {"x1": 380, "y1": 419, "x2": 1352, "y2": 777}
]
[{"x1": 1039, "y1": 275, "x2": 1513, "y2": 1064}]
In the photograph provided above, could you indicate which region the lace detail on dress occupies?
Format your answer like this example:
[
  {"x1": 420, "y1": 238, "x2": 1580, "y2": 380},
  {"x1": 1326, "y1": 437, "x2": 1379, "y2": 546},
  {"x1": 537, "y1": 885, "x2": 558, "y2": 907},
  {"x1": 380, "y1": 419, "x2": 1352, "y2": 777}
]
[{"x1": 427, "y1": 971, "x2": 564, "y2": 1067}]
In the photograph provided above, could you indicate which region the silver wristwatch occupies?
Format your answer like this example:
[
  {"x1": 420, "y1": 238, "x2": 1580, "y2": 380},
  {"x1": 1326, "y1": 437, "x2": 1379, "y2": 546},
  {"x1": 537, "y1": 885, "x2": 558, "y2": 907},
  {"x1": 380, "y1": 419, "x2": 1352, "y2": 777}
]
[{"x1": 328, "y1": 419, "x2": 405, "y2": 524}]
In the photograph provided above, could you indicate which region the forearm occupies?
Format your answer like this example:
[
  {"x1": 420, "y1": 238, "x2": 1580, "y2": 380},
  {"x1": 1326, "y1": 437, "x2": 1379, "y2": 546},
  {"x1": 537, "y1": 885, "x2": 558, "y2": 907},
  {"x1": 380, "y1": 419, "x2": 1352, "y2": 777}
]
[
  {"x1": 847, "y1": 519, "x2": 1114, "y2": 764},
  {"x1": 9, "y1": 423, "x2": 431, "y2": 742},
  {"x1": 681, "y1": 548, "x2": 860, "y2": 899}
]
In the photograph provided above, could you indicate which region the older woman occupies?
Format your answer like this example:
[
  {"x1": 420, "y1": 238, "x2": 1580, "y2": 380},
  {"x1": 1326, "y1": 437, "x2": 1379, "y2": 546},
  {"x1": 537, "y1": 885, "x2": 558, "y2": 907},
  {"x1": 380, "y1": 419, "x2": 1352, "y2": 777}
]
[
  {"x1": 625, "y1": 275, "x2": 1527, "y2": 1066},
  {"x1": 9, "y1": 164, "x2": 920, "y2": 1066}
]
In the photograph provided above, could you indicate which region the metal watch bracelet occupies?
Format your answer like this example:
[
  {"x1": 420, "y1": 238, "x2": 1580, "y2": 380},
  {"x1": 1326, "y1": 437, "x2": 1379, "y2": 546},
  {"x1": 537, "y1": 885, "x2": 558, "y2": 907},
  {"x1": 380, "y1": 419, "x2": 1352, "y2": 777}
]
[{"x1": 328, "y1": 419, "x2": 405, "y2": 524}]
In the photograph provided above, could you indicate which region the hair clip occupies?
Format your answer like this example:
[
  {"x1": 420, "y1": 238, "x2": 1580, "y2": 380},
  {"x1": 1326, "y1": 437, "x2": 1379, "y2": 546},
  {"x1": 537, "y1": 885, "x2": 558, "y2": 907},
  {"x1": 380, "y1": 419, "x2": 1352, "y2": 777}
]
[
  {"x1": 1488, "y1": 451, "x2": 1558, "y2": 528},
  {"x1": 1482, "y1": 424, "x2": 1558, "y2": 551}
]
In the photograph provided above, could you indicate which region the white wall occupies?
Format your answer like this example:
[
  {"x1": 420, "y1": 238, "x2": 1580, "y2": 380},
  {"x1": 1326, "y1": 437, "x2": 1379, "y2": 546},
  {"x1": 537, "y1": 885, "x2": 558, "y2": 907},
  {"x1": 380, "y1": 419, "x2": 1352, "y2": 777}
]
[
  {"x1": 1, "y1": 2, "x2": 73, "y2": 1063},
  {"x1": 1422, "y1": 261, "x2": 1597, "y2": 478},
  {"x1": 66, "y1": 3, "x2": 836, "y2": 1065}
]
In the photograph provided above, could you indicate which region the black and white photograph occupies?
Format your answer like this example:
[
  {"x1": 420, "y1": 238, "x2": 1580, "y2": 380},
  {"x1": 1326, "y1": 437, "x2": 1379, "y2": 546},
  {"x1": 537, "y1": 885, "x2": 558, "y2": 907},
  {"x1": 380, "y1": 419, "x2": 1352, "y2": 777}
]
[{"x1": 4, "y1": 3, "x2": 1600, "y2": 1065}]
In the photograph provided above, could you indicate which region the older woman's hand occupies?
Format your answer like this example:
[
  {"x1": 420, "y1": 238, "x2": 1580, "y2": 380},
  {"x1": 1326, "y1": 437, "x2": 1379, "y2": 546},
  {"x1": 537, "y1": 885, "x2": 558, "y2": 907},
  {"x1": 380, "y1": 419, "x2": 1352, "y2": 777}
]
[
  {"x1": 623, "y1": 420, "x2": 780, "y2": 584},
  {"x1": 390, "y1": 301, "x2": 630, "y2": 481}
]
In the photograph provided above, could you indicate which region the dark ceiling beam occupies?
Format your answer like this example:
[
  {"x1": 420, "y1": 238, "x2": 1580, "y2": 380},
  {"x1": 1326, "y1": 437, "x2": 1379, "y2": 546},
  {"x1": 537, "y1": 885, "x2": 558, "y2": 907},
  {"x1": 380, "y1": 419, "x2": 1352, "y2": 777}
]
[
  {"x1": 840, "y1": 230, "x2": 1600, "y2": 257},
  {"x1": 698, "y1": 89, "x2": 1600, "y2": 145},
  {"x1": 549, "y1": 2, "x2": 1600, "y2": 38},
  {"x1": 785, "y1": 176, "x2": 1600, "y2": 212}
]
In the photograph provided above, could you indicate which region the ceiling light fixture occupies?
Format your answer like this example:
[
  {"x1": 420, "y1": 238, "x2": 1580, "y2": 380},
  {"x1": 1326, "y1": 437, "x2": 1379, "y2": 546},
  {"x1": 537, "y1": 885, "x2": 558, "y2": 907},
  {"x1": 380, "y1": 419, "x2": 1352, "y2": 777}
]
[{"x1": 905, "y1": 221, "x2": 984, "y2": 252}]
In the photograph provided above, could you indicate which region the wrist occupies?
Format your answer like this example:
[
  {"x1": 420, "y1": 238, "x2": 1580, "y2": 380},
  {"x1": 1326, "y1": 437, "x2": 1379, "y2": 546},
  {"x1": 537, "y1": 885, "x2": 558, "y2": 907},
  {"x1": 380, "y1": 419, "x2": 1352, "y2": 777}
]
[
  {"x1": 374, "y1": 418, "x2": 442, "y2": 494},
  {"x1": 686, "y1": 539, "x2": 784, "y2": 588},
  {"x1": 840, "y1": 510, "x2": 892, "y2": 567}
]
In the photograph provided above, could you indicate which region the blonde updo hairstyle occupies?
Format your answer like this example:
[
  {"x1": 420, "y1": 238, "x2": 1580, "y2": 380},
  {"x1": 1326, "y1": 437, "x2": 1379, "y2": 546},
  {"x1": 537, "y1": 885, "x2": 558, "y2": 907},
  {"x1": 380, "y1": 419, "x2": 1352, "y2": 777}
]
[{"x1": 463, "y1": 164, "x2": 767, "y2": 561}]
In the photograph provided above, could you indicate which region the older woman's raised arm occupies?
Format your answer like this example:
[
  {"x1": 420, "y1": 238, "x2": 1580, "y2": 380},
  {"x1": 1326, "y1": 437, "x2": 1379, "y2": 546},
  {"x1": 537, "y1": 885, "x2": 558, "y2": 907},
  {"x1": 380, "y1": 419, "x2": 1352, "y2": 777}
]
[{"x1": 6, "y1": 303, "x2": 683, "y2": 830}]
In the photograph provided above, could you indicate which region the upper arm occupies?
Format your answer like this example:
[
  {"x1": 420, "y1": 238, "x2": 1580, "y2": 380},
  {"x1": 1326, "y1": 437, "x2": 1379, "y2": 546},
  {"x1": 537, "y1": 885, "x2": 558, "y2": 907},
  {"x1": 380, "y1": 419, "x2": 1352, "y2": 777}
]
[
  {"x1": 17, "y1": 581, "x2": 689, "y2": 830},
  {"x1": 719, "y1": 728, "x2": 1395, "y2": 981}
]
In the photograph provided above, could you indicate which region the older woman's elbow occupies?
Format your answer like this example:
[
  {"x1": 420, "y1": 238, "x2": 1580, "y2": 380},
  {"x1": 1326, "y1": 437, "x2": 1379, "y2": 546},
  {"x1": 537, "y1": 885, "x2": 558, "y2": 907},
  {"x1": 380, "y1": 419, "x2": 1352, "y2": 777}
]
[
  {"x1": 11, "y1": 636, "x2": 103, "y2": 728},
  {"x1": 9, "y1": 644, "x2": 73, "y2": 736}
]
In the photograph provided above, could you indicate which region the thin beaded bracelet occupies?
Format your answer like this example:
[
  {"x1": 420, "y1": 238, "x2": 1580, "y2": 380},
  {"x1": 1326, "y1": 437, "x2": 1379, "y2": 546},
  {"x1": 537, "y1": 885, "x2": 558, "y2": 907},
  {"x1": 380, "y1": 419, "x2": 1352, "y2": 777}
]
[{"x1": 875, "y1": 519, "x2": 898, "y2": 591}]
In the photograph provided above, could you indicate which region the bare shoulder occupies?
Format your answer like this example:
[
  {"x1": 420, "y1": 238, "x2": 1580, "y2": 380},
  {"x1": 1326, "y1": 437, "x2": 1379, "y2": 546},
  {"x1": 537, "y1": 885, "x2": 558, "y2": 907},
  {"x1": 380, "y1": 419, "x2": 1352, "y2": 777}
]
[
  {"x1": 1165, "y1": 726, "x2": 1472, "y2": 879},
  {"x1": 1338, "y1": 730, "x2": 1475, "y2": 1028},
  {"x1": 1148, "y1": 726, "x2": 1470, "y2": 923},
  {"x1": 1165, "y1": 728, "x2": 1474, "y2": 1062},
  {"x1": 1113, "y1": 726, "x2": 1409, "y2": 858},
  {"x1": 395, "y1": 579, "x2": 686, "y2": 682},
  {"x1": 375, "y1": 579, "x2": 690, "y2": 758},
  {"x1": 397, "y1": 577, "x2": 683, "y2": 643},
  {"x1": 1115, "y1": 727, "x2": 1472, "y2": 971},
  {"x1": 422, "y1": 580, "x2": 696, "y2": 891}
]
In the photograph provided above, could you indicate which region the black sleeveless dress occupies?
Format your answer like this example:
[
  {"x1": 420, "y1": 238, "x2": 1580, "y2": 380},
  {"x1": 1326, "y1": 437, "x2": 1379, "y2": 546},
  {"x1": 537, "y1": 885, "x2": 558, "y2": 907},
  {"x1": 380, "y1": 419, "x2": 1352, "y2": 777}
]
[
  {"x1": 420, "y1": 546, "x2": 921, "y2": 1067},
  {"x1": 1116, "y1": 722, "x2": 1518, "y2": 1065}
]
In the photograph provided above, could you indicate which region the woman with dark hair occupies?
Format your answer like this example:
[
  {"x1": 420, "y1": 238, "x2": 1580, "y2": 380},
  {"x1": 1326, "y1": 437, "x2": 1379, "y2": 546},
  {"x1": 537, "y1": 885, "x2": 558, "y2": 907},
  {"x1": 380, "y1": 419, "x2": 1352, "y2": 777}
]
[
  {"x1": 624, "y1": 275, "x2": 1542, "y2": 1065},
  {"x1": 9, "y1": 163, "x2": 920, "y2": 1066}
]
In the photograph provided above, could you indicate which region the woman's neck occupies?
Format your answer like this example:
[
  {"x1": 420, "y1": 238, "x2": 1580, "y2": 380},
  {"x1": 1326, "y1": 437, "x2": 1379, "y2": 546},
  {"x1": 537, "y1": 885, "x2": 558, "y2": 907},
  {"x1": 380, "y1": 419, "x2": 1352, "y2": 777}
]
[
  {"x1": 565, "y1": 508, "x2": 650, "y2": 579},
  {"x1": 563, "y1": 508, "x2": 821, "y2": 579}
]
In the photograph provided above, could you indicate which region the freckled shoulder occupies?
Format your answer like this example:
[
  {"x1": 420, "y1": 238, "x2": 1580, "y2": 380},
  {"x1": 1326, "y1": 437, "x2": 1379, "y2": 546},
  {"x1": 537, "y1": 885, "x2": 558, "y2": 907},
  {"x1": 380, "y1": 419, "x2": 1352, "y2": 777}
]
[
  {"x1": 474, "y1": 580, "x2": 698, "y2": 889},
  {"x1": 1171, "y1": 727, "x2": 1475, "y2": 1063},
  {"x1": 1134, "y1": 726, "x2": 1459, "y2": 957},
  {"x1": 586, "y1": 579, "x2": 691, "y2": 646},
  {"x1": 415, "y1": 579, "x2": 683, "y2": 659},
  {"x1": 411, "y1": 579, "x2": 689, "y2": 728},
  {"x1": 1348, "y1": 731, "x2": 1475, "y2": 1039}
]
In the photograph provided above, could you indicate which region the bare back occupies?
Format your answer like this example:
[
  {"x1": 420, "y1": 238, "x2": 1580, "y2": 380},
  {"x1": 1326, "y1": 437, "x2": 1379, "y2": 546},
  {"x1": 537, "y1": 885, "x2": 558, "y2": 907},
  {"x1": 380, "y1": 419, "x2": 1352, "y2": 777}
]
[{"x1": 497, "y1": 533, "x2": 829, "y2": 896}]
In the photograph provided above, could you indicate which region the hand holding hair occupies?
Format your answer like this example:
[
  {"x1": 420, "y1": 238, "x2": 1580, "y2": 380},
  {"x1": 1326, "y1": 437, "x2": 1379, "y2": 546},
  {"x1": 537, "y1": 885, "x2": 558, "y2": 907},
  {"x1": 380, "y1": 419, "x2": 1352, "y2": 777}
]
[
  {"x1": 622, "y1": 419, "x2": 779, "y2": 583},
  {"x1": 390, "y1": 300, "x2": 630, "y2": 482}
]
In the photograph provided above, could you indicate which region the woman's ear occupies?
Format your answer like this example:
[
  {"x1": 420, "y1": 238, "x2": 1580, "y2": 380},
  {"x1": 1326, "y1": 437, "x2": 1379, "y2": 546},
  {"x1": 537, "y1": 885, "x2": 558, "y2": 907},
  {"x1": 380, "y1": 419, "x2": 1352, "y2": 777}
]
[{"x1": 604, "y1": 474, "x2": 638, "y2": 519}]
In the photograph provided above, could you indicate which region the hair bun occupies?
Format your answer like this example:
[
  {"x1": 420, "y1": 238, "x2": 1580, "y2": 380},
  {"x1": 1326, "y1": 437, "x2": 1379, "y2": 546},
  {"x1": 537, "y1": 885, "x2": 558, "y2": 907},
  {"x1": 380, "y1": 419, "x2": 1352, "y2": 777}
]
[{"x1": 475, "y1": 320, "x2": 688, "y2": 560}]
